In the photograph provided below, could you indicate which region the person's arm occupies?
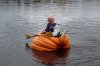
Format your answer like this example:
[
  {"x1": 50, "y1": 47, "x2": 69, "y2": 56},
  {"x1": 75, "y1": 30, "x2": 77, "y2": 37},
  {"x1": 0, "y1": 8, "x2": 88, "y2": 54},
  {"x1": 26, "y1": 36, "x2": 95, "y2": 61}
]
[
  {"x1": 40, "y1": 24, "x2": 47, "y2": 34},
  {"x1": 38, "y1": 24, "x2": 47, "y2": 34},
  {"x1": 40, "y1": 28, "x2": 46, "y2": 33},
  {"x1": 52, "y1": 24, "x2": 60, "y2": 36},
  {"x1": 35, "y1": 29, "x2": 46, "y2": 36}
]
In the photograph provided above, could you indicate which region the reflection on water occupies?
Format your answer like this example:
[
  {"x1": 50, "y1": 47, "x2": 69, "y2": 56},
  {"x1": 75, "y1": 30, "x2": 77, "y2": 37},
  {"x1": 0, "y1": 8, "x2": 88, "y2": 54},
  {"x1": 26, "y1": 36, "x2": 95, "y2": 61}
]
[{"x1": 32, "y1": 49, "x2": 70, "y2": 66}]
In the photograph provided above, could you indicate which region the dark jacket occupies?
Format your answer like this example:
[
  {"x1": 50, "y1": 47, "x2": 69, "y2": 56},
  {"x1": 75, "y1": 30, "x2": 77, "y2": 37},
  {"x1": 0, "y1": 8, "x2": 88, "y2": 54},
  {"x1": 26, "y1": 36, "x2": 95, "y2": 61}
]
[{"x1": 45, "y1": 23, "x2": 57, "y2": 32}]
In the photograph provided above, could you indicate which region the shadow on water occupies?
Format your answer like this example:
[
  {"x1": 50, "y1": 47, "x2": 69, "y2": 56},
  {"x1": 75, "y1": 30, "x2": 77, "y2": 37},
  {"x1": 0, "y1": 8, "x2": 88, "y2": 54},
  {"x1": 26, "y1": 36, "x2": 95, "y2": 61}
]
[{"x1": 31, "y1": 49, "x2": 70, "y2": 66}]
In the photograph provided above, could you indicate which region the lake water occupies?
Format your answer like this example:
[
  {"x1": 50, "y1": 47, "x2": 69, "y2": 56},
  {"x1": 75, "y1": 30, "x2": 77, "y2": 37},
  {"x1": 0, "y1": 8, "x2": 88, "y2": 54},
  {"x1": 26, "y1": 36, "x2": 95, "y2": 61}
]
[{"x1": 0, "y1": 0, "x2": 100, "y2": 66}]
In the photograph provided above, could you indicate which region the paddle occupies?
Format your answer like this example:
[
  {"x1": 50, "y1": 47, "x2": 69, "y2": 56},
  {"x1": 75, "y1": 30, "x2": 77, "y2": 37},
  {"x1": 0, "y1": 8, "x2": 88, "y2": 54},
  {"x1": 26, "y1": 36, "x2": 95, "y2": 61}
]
[
  {"x1": 25, "y1": 29, "x2": 67, "y2": 39},
  {"x1": 25, "y1": 32, "x2": 45, "y2": 39},
  {"x1": 25, "y1": 33, "x2": 33, "y2": 39},
  {"x1": 25, "y1": 32, "x2": 53, "y2": 39}
]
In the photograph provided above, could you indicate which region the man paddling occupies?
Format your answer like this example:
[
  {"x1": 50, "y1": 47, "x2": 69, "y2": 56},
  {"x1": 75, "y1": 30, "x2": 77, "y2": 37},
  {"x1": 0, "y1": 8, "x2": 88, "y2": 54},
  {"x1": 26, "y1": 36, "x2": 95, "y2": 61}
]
[
  {"x1": 36, "y1": 16, "x2": 60, "y2": 37},
  {"x1": 25, "y1": 16, "x2": 60, "y2": 48}
]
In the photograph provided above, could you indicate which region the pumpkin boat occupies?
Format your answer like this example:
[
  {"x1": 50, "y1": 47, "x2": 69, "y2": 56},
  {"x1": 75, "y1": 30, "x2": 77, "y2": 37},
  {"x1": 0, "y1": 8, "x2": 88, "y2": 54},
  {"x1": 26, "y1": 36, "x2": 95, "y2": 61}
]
[{"x1": 29, "y1": 30, "x2": 70, "y2": 52}]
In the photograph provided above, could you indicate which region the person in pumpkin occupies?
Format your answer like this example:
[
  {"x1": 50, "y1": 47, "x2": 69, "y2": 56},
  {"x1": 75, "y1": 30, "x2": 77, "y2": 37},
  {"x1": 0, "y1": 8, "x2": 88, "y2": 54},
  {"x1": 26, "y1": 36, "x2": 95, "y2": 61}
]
[{"x1": 39, "y1": 16, "x2": 60, "y2": 37}]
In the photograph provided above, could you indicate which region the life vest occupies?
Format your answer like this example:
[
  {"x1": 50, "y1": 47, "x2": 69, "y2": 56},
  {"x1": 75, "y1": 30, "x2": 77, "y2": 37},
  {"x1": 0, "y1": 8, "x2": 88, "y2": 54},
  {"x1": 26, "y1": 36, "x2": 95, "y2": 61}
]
[{"x1": 45, "y1": 23, "x2": 57, "y2": 32}]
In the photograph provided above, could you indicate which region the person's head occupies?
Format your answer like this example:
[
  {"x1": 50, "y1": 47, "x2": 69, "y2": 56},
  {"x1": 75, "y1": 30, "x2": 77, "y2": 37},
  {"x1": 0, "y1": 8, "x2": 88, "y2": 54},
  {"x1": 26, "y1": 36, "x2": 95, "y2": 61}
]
[{"x1": 47, "y1": 16, "x2": 55, "y2": 24}]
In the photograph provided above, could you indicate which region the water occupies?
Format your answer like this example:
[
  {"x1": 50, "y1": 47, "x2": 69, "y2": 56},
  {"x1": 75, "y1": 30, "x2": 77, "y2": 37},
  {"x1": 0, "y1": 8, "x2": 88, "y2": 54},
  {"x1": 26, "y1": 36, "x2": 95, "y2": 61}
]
[{"x1": 0, "y1": 0, "x2": 100, "y2": 66}]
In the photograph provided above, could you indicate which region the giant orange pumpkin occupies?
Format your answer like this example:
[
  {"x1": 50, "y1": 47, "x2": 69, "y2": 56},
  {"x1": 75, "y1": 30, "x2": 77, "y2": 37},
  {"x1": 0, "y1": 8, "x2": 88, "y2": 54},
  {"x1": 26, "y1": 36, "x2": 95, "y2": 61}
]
[{"x1": 30, "y1": 35, "x2": 70, "y2": 52}]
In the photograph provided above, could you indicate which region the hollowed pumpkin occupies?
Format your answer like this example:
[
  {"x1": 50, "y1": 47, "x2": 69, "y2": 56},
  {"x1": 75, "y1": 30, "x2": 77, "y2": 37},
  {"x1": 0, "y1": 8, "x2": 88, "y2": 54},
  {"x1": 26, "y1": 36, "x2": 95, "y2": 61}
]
[{"x1": 30, "y1": 34, "x2": 70, "y2": 52}]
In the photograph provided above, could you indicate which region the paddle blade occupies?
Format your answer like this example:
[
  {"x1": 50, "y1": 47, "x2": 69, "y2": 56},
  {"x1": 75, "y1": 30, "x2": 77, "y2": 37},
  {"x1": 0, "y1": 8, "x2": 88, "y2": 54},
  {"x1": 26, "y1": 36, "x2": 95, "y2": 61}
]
[{"x1": 25, "y1": 34, "x2": 32, "y2": 39}]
